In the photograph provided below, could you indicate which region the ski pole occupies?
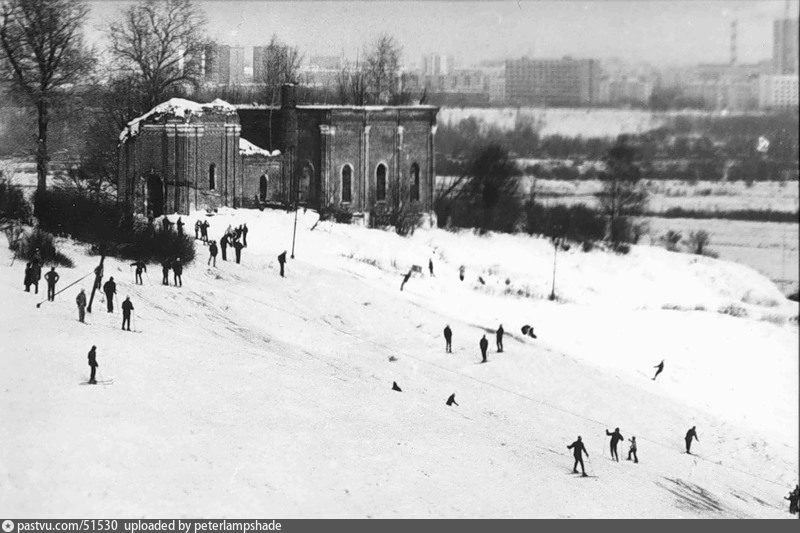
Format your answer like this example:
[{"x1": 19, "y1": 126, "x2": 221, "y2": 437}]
[{"x1": 36, "y1": 270, "x2": 93, "y2": 308}]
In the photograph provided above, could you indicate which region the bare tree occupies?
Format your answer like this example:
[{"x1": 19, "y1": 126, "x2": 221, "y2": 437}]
[
  {"x1": 596, "y1": 135, "x2": 648, "y2": 243},
  {"x1": 363, "y1": 33, "x2": 401, "y2": 104},
  {"x1": 335, "y1": 58, "x2": 367, "y2": 106},
  {"x1": 107, "y1": 0, "x2": 207, "y2": 110},
  {"x1": 0, "y1": 0, "x2": 95, "y2": 195},
  {"x1": 255, "y1": 34, "x2": 303, "y2": 149}
]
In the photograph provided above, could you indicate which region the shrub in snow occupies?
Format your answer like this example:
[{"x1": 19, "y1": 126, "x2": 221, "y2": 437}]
[
  {"x1": 10, "y1": 228, "x2": 73, "y2": 267},
  {"x1": 0, "y1": 181, "x2": 31, "y2": 223},
  {"x1": 662, "y1": 230, "x2": 682, "y2": 252},
  {"x1": 686, "y1": 229, "x2": 711, "y2": 256},
  {"x1": 718, "y1": 303, "x2": 748, "y2": 318}
]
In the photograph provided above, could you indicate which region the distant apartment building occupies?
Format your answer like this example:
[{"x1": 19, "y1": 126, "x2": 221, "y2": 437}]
[
  {"x1": 598, "y1": 77, "x2": 653, "y2": 106},
  {"x1": 308, "y1": 55, "x2": 343, "y2": 70},
  {"x1": 420, "y1": 54, "x2": 455, "y2": 91},
  {"x1": 684, "y1": 62, "x2": 769, "y2": 111},
  {"x1": 203, "y1": 44, "x2": 231, "y2": 85},
  {"x1": 773, "y1": 17, "x2": 799, "y2": 75},
  {"x1": 505, "y1": 57, "x2": 600, "y2": 106},
  {"x1": 229, "y1": 46, "x2": 246, "y2": 85},
  {"x1": 758, "y1": 74, "x2": 799, "y2": 109}
]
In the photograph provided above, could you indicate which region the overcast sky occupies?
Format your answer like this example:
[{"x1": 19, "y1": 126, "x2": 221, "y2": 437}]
[{"x1": 87, "y1": 0, "x2": 798, "y2": 67}]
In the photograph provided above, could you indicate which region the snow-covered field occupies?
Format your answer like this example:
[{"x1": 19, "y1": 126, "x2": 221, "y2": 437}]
[{"x1": 1, "y1": 208, "x2": 797, "y2": 517}]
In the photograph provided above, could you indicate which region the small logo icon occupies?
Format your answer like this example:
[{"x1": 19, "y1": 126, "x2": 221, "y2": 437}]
[{"x1": 2, "y1": 520, "x2": 15, "y2": 532}]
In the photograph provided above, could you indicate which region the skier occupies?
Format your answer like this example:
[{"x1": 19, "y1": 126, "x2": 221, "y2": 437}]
[
  {"x1": 428, "y1": 258, "x2": 434, "y2": 276},
  {"x1": 400, "y1": 269, "x2": 412, "y2": 291},
  {"x1": 23, "y1": 262, "x2": 32, "y2": 292},
  {"x1": 446, "y1": 393, "x2": 459, "y2": 406},
  {"x1": 87, "y1": 345, "x2": 98, "y2": 384},
  {"x1": 161, "y1": 260, "x2": 170, "y2": 285},
  {"x1": 44, "y1": 266, "x2": 59, "y2": 301},
  {"x1": 30, "y1": 259, "x2": 41, "y2": 294},
  {"x1": 220, "y1": 234, "x2": 228, "y2": 261},
  {"x1": 652, "y1": 360, "x2": 664, "y2": 381},
  {"x1": 392, "y1": 381, "x2": 402, "y2": 392},
  {"x1": 606, "y1": 427, "x2": 624, "y2": 461},
  {"x1": 176, "y1": 217, "x2": 184, "y2": 235},
  {"x1": 567, "y1": 436, "x2": 590, "y2": 476},
  {"x1": 627, "y1": 436, "x2": 638, "y2": 463},
  {"x1": 121, "y1": 296, "x2": 134, "y2": 331},
  {"x1": 102, "y1": 277, "x2": 116, "y2": 312},
  {"x1": 443, "y1": 325, "x2": 453, "y2": 353},
  {"x1": 496, "y1": 324, "x2": 504, "y2": 352},
  {"x1": 76, "y1": 288, "x2": 87, "y2": 323},
  {"x1": 130, "y1": 261, "x2": 147, "y2": 285},
  {"x1": 194, "y1": 220, "x2": 201, "y2": 240},
  {"x1": 173, "y1": 257, "x2": 183, "y2": 286},
  {"x1": 278, "y1": 251, "x2": 287, "y2": 277},
  {"x1": 242, "y1": 223, "x2": 248, "y2": 247},
  {"x1": 233, "y1": 238, "x2": 243, "y2": 264},
  {"x1": 685, "y1": 426, "x2": 699, "y2": 454},
  {"x1": 208, "y1": 240, "x2": 218, "y2": 267},
  {"x1": 459, "y1": 265, "x2": 465, "y2": 281},
  {"x1": 201, "y1": 220, "x2": 210, "y2": 243},
  {"x1": 479, "y1": 334, "x2": 489, "y2": 362}
]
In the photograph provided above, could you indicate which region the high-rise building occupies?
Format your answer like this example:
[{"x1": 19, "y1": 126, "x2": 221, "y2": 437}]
[
  {"x1": 253, "y1": 46, "x2": 267, "y2": 82},
  {"x1": 203, "y1": 44, "x2": 231, "y2": 85},
  {"x1": 230, "y1": 46, "x2": 246, "y2": 84},
  {"x1": 505, "y1": 57, "x2": 600, "y2": 106},
  {"x1": 758, "y1": 74, "x2": 799, "y2": 109},
  {"x1": 773, "y1": 18, "x2": 799, "y2": 74}
]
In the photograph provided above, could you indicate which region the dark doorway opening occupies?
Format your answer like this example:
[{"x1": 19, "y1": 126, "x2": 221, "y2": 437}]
[{"x1": 147, "y1": 174, "x2": 164, "y2": 217}]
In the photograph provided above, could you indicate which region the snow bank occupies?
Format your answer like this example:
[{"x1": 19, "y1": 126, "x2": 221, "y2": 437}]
[
  {"x1": 239, "y1": 138, "x2": 281, "y2": 157},
  {"x1": 119, "y1": 98, "x2": 237, "y2": 143}
]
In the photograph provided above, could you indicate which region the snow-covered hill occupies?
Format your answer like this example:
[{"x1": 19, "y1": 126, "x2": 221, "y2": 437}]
[{"x1": 1, "y1": 208, "x2": 797, "y2": 518}]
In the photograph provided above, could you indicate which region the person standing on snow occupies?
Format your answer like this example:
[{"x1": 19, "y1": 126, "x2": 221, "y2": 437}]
[
  {"x1": 242, "y1": 223, "x2": 248, "y2": 247},
  {"x1": 606, "y1": 427, "x2": 624, "y2": 462},
  {"x1": 102, "y1": 277, "x2": 116, "y2": 313},
  {"x1": 233, "y1": 239, "x2": 243, "y2": 264},
  {"x1": 161, "y1": 260, "x2": 170, "y2": 285},
  {"x1": 130, "y1": 261, "x2": 147, "y2": 285},
  {"x1": 30, "y1": 259, "x2": 41, "y2": 294},
  {"x1": 479, "y1": 334, "x2": 489, "y2": 363},
  {"x1": 496, "y1": 324, "x2": 504, "y2": 352},
  {"x1": 428, "y1": 258, "x2": 434, "y2": 276},
  {"x1": 76, "y1": 289, "x2": 87, "y2": 323},
  {"x1": 24, "y1": 262, "x2": 33, "y2": 292},
  {"x1": 220, "y1": 234, "x2": 229, "y2": 261},
  {"x1": 173, "y1": 258, "x2": 183, "y2": 286},
  {"x1": 194, "y1": 220, "x2": 201, "y2": 240},
  {"x1": 443, "y1": 325, "x2": 453, "y2": 353},
  {"x1": 652, "y1": 360, "x2": 664, "y2": 381},
  {"x1": 208, "y1": 240, "x2": 218, "y2": 267},
  {"x1": 176, "y1": 217, "x2": 184, "y2": 235},
  {"x1": 459, "y1": 265, "x2": 465, "y2": 282},
  {"x1": 568, "y1": 436, "x2": 589, "y2": 476},
  {"x1": 87, "y1": 345, "x2": 98, "y2": 384},
  {"x1": 627, "y1": 436, "x2": 638, "y2": 463},
  {"x1": 44, "y1": 266, "x2": 59, "y2": 301},
  {"x1": 201, "y1": 220, "x2": 210, "y2": 243},
  {"x1": 685, "y1": 426, "x2": 699, "y2": 454},
  {"x1": 121, "y1": 296, "x2": 134, "y2": 331}
]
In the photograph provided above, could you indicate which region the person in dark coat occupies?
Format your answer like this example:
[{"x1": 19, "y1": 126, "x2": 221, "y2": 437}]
[
  {"x1": 130, "y1": 261, "x2": 147, "y2": 285},
  {"x1": 208, "y1": 240, "x2": 218, "y2": 266},
  {"x1": 176, "y1": 217, "x2": 184, "y2": 235},
  {"x1": 400, "y1": 269, "x2": 412, "y2": 291},
  {"x1": 121, "y1": 296, "x2": 134, "y2": 331},
  {"x1": 201, "y1": 220, "x2": 210, "y2": 243},
  {"x1": 496, "y1": 324, "x2": 504, "y2": 352},
  {"x1": 479, "y1": 334, "x2": 489, "y2": 362},
  {"x1": 428, "y1": 258, "x2": 434, "y2": 276},
  {"x1": 161, "y1": 217, "x2": 170, "y2": 232},
  {"x1": 568, "y1": 436, "x2": 589, "y2": 476},
  {"x1": 30, "y1": 259, "x2": 41, "y2": 294},
  {"x1": 103, "y1": 277, "x2": 116, "y2": 313},
  {"x1": 194, "y1": 220, "x2": 201, "y2": 240},
  {"x1": 44, "y1": 266, "x2": 59, "y2": 301},
  {"x1": 459, "y1": 265, "x2": 465, "y2": 281},
  {"x1": 685, "y1": 426, "x2": 699, "y2": 454},
  {"x1": 173, "y1": 257, "x2": 183, "y2": 286},
  {"x1": 627, "y1": 436, "x2": 638, "y2": 463},
  {"x1": 606, "y1": 427, "x2": 624, "y2": 461},
  {"x1": 220, "y1": 234, "x2": 228, "y2": 261},
  {"x1": 87, "y1": 345, "x2": 98, "y2": 384},
  {"x1": 278, "y1": 251, "x2": 287, "y2": 277},
  {"x1": 233, "y1": 239, "x2": 243, "y2": 264},
  {"x1": 24, "y1": 262, "x2": 33, "y2": 292},
  {"x1": 242, "y1": 223, "x2": 248, "y2": 247},
  {"x1": 392, "y1": 381, "x2": 402, "y2": 392},
  {"x1": 652, "y1": 360, "x2": 664, "y2": 381},
  {"x1": 443, "y1": 325, "x2": 452, "y2": 353},
  {"x1": 76, "y1": 289, "x2": 87, "y2": 323},
  {"x1": 784, "y1": 485, "x2": 798, "y2": 514},
  {"x1": 446, "y1": 393, "x2": 459, "y2": 406},
  {"x1": 161, "y1": 260, "x2": 170, "y2": 285}
]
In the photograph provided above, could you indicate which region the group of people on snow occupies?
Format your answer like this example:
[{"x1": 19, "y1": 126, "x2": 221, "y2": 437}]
[{"x1": 442, "y1": 324, "x2": 505, "y2": 363}]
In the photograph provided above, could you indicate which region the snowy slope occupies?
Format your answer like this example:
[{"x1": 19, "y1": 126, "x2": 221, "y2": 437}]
[{"x1": 1, "y1": 208, "x2": 797, "y2": 518}]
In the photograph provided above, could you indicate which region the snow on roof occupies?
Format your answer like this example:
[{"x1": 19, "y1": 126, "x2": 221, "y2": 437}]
[
  {"x1": 239, "y1": 138, "x2": 281, "y2": 157},
  {"x1": 119, "y1": 98, "x2": 237, "y2": 143}
]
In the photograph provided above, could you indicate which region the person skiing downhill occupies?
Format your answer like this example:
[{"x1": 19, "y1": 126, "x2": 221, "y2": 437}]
[
  {"x1": 130, "y1": 261, "x2": 147, "y2": 285},
  {"x1": 479, "y1": 334, "x2": 489, "y2": 362},
  {"x1": 652, "y1": 360, "x2": 664, "y2": 380},
  {"x1": 121, "y1": 296, "x2": 134, "y2": 331},
  {"x1": 76, "y1": 289, "x2": 87, "y2": 323},
  {"x1": 496, "y1": 324, "x2": 504, "y2": 352},
  {"x1": 606, "y1": 427, "x2": 624, "y2": 462},
  {"x1": 44, "y1": 267, "x2": 59, "y2": 301},
  {"x1": 201, "y1": 220, "x2": 210, "y2": 243},
  {"x1": 568, "y1": 436, "x2": 589, "y2": 476},
  {"x1": 87, "y1": 345, "x2": 98, "y2": 384},
  {"x1": 102, "y1": 277, "x2": 116, "y2": 313},
  {"x1": 627, "y1": 436, "x2": 638, "y2": 463},
  {"x1": 685, "y1": 426, "x2": 699, "y2": 454},
  {"x1": 208, "y1": 240, "x2": 218, "y2": 266},
  {"x1": 443, "y1": 325, "x2": 453, "y2": 353}
]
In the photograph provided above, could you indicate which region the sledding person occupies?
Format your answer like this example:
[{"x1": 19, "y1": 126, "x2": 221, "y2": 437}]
[
  {"x1": 103, "y1": 277, "x2": 116, "y2": 312},
  {"x1": 173, "y1": 257, "x2": 183, "y2": 286},
  {"x1": 400, "y1": 269, "x2": 412, "y2": 291},
  {"x1": 479, "y1": 334, "x2": 489, "y2": 362},
  {"x1": 194, "y1": 220, "x2": 201, "y2": 239},
  {"x1": 121, "y1": 296, "x2": 134, "y2": 331},
  {"x1": 496, "y1": 324, "x2": 504, "y2": 352},
  {"x1": 567, "y1": 436, "x2": 590, "y2": 476},
  {"x1": 685, "y1": 426, "x2": 699, "y2": 454},
  {"x1": 233, "y1": 238, "x2": 243, "y2": 264},
  {"x1": 627, "y1": 436, "x2": 638, "y2": 463},
  {"x1": 278, "y1": 251, "x2": 287, "y2": 277},
  {"x1": 23, "y1": 262, "x2": 33, "y2": 292},
  {"x1": 76, "y1": 289, "x2": 87, "y2": 323},
  {"x1": 161, "y1": 260, "x2": 170, "y2": 285},
  {"x1": 220, "y1": 234, "x2": 228, "y2": 261},
  {"x1": 446, "y1": 393, "x2": 459, "y2": 406},
  {"x1": 652, "y1": 360, "x2": 664, "y2": 381},
  {"x1": 87, "y1": 345, "x2": 98, "y2": 384},
  {"x1": 176, "y1": 217, "x2": 184, "y2": 235},
  {"x1": 443, "y1": 325, "x2": 453, "y2": 353},
  {"x1": 44, "y1": 266, "x2": 59, "y2": 301},
  {"x1": 130, "y1": 261, "x2": 147, "y2": 285},
  {"x1": 208, "y1": 240, "x2": 218, "y2": 266},
  {"x1": 606, "y1": 427, "x2": 624, "y2": 462}
]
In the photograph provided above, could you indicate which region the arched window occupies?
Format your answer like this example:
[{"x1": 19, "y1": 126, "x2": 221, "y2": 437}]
[
  {"x1": 410, "y1": 162, "x2": 420, "y2": 202},
  {"x1": 341, "y1": 164, "x2": 352, "y2": 203},
  {"x1": 376, "y1": 163, "x2": 387, "y2": 201},
  {"x1": 209, "y1": 164, "x2": 216, "y2": 190}
]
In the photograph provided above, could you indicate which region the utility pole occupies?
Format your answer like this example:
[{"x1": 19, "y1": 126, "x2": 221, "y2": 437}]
[
  {"x1": 291, "y1": 179, "x2": 299, "y2": 259},
  {"x1": 549, "y1": 226, "x2": 562, "y2": 301}
]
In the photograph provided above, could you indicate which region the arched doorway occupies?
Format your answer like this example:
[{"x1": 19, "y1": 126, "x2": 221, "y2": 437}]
[
  {"x1": 375, "y1": 163, "x2": 387, "y2": 201},
  {"x1": 298, "y1": 162, "x2": 314, "y2": 205},
  {"x1": 147, "y1": 174, "x2": 164, "y2": 217},
  {"x1": 410, "y1": 162, "x2": 420, "y2": 201},
  {"x1": 259, "y1": 174, "x2": 268, "y2": 202}
]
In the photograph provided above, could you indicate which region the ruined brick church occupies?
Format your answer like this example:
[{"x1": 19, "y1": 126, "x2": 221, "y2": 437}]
[{"x1": 117, "y1": 85, "x2": 439, "y2": 225}]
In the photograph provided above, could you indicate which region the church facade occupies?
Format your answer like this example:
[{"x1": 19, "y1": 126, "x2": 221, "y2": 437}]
[{"x1": 117, "y1": 85, "x2": 439, "y2": 225}]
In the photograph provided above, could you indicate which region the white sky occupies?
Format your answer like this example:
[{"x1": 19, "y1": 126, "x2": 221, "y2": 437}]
[{"x1": 86, "y1": 0, "x2": 799, "y2": 67}]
